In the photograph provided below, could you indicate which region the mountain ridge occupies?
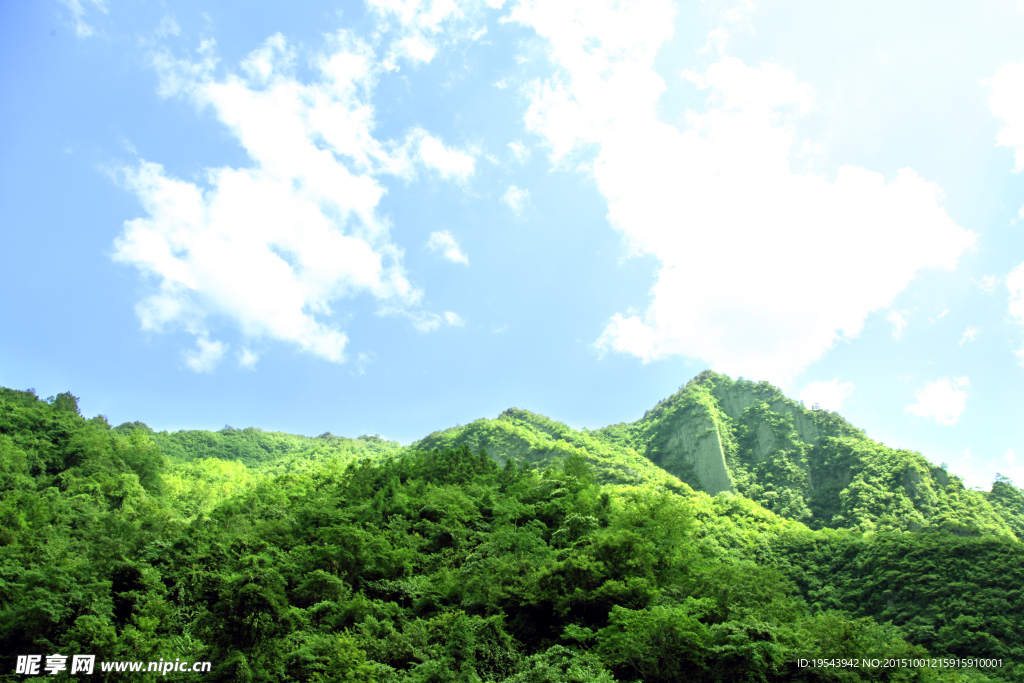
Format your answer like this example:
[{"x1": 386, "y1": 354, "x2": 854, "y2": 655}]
[
  {"x1": 139, "y1": 370, "x2": 1022, "y2": 539},
  {"x1": 3, "y1": 380, "x2": 1024, "y2": 681}
]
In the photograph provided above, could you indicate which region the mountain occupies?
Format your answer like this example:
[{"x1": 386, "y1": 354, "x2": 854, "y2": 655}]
[
  {"x1": 412, "y1": 407, "x2": 690, "y2": 491},
  {"x1": 130, "y1": 370, "x2": 1021, "y2": 538},
  {"x1": 410, "y1": 371, "x2": 1017, "y2": 538},
  {"x1": 5, "y1": 379, "x2": 1023, "y2": 682}
]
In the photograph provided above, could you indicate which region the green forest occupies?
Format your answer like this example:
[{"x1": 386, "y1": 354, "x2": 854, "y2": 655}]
[{"x1": 2, "y1": 371, "x2": 1023, "y2": 682}]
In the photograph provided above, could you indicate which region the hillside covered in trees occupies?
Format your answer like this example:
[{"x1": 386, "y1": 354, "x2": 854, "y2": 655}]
[{"x1": 1, "y1": 373, "x2": 1023, "y2": 682}]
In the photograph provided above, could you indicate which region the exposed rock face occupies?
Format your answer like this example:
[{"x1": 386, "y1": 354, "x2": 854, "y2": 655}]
[
  {"x1": 417, "y1": 370, "x2": 1018, "y2": 536},
  {"x1": 661, "y1": 412, "x2": 734, "y2": 495},
  {"x1": 902, "y1": 468, "x2": 923, "y2": 499},
  {"x1": 750, "y1": 419, "x2": 777, "y2": 463},
  {"x1": 711, "y1": 382, "x2": 820, "y2": 447},
  {"x1": 412, "y1": 408, "x2": 692, "y2": 489},
  {"x1": 637, "y1": 372, "x2": 830, "y2": 513}
]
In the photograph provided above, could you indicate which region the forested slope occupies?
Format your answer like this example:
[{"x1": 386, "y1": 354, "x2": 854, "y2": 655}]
[
  {"x1": 117, "y1": 371, "x2": 1022, "y2": 540},
  {"x1": 592, "y1": 371, "x2": 1018, "y2": 537},
  {"x1": 2, "y1": 383, "x2": 1024, "y2": 682},
  {"x1": 412, "y1": 408, "x2": 689, "y2": 490},
  {"x1": 145, "y1": 424, "x2": 403, "y2": 473}
]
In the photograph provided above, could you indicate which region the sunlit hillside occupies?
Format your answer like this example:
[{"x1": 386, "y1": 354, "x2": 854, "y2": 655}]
[{"x1": 2, "y1": 379, "x2": 1022, "y2": 682}]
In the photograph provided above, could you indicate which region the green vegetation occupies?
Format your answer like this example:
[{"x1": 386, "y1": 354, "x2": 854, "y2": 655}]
[
  {"x1": 772, "y1": 529, "x2": 1024, "y2": 663},
  {"x1": 2, "y1": 379, "x2": 1023, "y2": 682},
  {"x1": 413, "y1": 408, "x2": 689, "y2": 490},
  {"x1": 145, "y1": 424, "x2": 403, "y2": 474},
  {"x1": 595, "y1": 371, "x2": 1018, "y2": 537}
]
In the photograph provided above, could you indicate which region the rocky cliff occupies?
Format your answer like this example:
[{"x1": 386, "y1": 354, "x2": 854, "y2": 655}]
[
  {"x1": 621, "y1": 371, "x2": 1015, "y2": 536},
  {"x1": 413, "y1": 370, "x2": 1018, "y2": 537},
  {"x1": 411, "y1": 407, "x2": 690, "y2": 491}
]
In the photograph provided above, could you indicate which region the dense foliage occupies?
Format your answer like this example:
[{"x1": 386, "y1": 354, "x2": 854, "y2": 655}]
[
  {"x1": 147, "y1": 425, "x2": 403, "y2": 474},
  {"x1": 413, "y1": 408, "x2": 687, "y2": 490},
  {"x1": 597, "y1": 372, "x2": 1018, "y2": 537},
  {"x1": 2, "y1": 383, "x2": 1023, "y2": 682},
  {"x1": 771, "y1": 529, "x2": 1024, "y2": 663}
]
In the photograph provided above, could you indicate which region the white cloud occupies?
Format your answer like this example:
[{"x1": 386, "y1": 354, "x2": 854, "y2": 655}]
[
  {"x1": 1009, "y1": 263, "x2": 1024, "y2": 322},
  {"x1": 798, "y1": 379, "x2": 854, "y2": 412},
  {"x1": 511, "y1": 0, "x2": 976, "y2": 385},
  {"x1": 365, "y1": 0, "x2": 486, "y2": 66},
  {"x1": 996, "y1": 452, "x2": 1024, "y2": 491},
  {"x1": 151, "y1": 38, "x2": 220, "y2": 100},
  {"x1": 502, "y1": 185, "x2": 529, "y2": 213},
  {"x1": 986, "y1": 60, "x2": 1024, "y2": 173},
  {"x1": 237, "y1": 347, "x2": 259, "y2": 370},
  {"x1": 888, "y1": 311, "x2": 908, "y2": 341},
  {"x1": 905, "y1": 376, "x2": 969, "y2": 426},
  {"x1": 410, "y1": 310, "x2": 466, "y2": 329},
  {"x1": 407, "y1": 311, "x2": 442, "y2": 333},
  {"x1": 1008, "y1": 262, "x2": 1024, "y2": 363},
  {"x1": 951, "y1": 447, "x2": 991, "y2": 490},
  {"x1": 184, "y1": 337, "x2": 228, "y2": 373},
  {"x1": 1000, "y1": 468, "x2": 1024, "y2": 490},
  {"x1": 959, "y1": 326, "x2": 979, "y2": 345},
  {"x1": 987, "y1": 61, "x2": 1024, "y2": 218},
  {"x1": 380, "y1": 306, "x2": 464, "y2": 333},
  {"x1": 115, "y1": 32, "x2": 463, "y2": 368},
  {"x1": 444, "y1": 311, "x2": 465, "y2": 326},
  {"x1": 156, "y1": 14, "x2": 181, "y2": 38},
  {"x1": 508, "y1": 140, "x2": 530, "y2": 164},
  {"x1": 925, "y1": 308, "x2": 949, "y2": 323},
  {"x1": 59, "y1": 0, "x2": 107, "y2": 38},
  {"x1": 976, "y1": 275, "x2": 998, "y2": 293},
  {"x1": 354, "y1": 351, "x2": 375, "y2": 375},
  {"x1": 415, "y1": 130, "x2": 476, "y2": 180},
  {"x1": 426, "y1": 230, "x2": 469, "y2": 264}
]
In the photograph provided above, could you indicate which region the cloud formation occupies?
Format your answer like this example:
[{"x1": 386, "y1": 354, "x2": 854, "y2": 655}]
[
  {"x1": 987, "y1": 61, "x2": 1024, "y2": 177},
  {"x1": 976, "y1": 275, "x2": 998, "y2": 293},
  {"x1": 444, "y1": 311, "x2": 466, "y2": 326},
  {"x1": 888, "y1": 311, "x2": 908, "y2": 341},
  {"x1": 906, "y1": 377, "x2": 969, "y2": 426},
  {"x1": 397, "y1": 308, "x2": 465, "y2": 333},
  {"x1": 990, "y1": 63, "x2": 1024, "y2": 363},
  {"x1": 237, "y1": 347, "x2": 259, "y2": 370},
  {"x1": 512, "y1": 0, "x2": 976, "y2": 384},
  {"x1": 183, "y1": 337, "x2": 227, "y2": 373},
  {"x1": 502, "y1": 185, "x2": 529, "y2": 213},
  {"x1": 508, "y1": 141, "x2": 530, "y2": 164},
  {"x1": 415, "y1": 130, "x2": 476, "y2": 180},
  {"x1": 427, "y1": 230, "x2": 470, "y2": 264},
  {"x1": 114, "y1": 32, "x2": 465, "y2": 370},
  {"x1": 59, "y1": 0, "x2": 107, "y2": 38},
  {"x1": 366, "y1": 0, "x2": 490, "y2": 66},
  {"x1": 798, "y1": 379, "x2": 854, "y2": 412},
  {"x1": 1007, "y1": 262, "x2": 1024, "y2": 363}
]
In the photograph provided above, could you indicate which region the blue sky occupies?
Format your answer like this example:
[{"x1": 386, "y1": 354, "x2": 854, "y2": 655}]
[{"x1": 3, "y1": 0, "x2": 1024, "y2": 490}]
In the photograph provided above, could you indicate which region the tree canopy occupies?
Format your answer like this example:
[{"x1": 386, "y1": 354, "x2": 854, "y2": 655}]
[{"x1": 2, "y1": 382, "x2": 1022, "y2": 682}]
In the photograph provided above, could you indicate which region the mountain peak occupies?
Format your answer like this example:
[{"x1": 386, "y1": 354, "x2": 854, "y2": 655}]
[{"x1": 619, "y1": 373, "x2": 1015, "y2": 536}]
